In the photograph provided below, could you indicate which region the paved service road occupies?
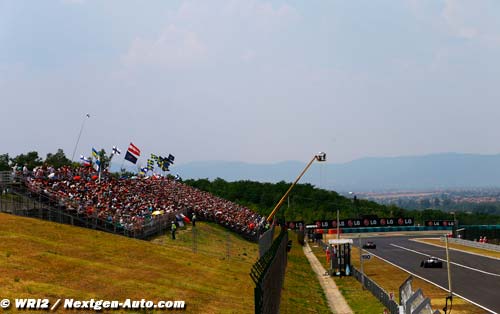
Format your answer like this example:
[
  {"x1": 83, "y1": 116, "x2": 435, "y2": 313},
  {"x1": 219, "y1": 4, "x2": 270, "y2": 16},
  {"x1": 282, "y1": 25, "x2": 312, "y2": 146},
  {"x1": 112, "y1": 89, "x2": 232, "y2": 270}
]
[{"x1": 354, "y1": 236, "x2": 500, "y2": 314}]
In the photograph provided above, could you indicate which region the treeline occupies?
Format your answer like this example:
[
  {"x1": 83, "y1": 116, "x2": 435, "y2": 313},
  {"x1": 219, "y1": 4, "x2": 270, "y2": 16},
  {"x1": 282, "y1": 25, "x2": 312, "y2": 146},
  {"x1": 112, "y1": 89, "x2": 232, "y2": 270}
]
[
  {"x1": 0, "y1": 149, "x2": 130, "y2": 177},
  {"x1": 183, "y1": 178, "x2": 500, "y2": 225},
  {"x1": 0, "y1": 150, "x2": 73, "y2": 171}
]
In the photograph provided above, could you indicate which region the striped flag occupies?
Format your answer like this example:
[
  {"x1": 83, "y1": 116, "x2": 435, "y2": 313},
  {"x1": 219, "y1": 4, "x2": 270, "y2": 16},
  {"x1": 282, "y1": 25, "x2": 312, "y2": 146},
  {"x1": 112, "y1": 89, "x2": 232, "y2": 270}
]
[
  {"x1": 80, "y1": 155, "x2": 91, "y2": 166},
  {"x1": 128, "y1": 143, "x2": 141, "y2": 156},
  {"x1": 147, "y1": 159, "x2": 154, "y2": 170},
  {"x1": 92, "y1": 148, "x2": 101, "y2": 171},
  {"x1": 124, "y1": 142, "x2": 141, "y2": 164}
]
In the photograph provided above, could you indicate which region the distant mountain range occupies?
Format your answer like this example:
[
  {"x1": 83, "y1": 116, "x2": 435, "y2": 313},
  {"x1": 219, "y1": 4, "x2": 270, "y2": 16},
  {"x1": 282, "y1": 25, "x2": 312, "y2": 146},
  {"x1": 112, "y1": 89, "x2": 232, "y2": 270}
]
[{"x1": 169, "y1": 153, "x2": 500, "y2": 192}]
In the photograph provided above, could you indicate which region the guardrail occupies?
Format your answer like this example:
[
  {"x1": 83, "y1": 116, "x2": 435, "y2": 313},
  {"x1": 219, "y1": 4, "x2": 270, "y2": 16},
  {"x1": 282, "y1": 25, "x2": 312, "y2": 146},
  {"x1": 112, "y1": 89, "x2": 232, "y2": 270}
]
[
  {"x1": 351, "y1": 265, "x2": 400, "y2": 314},
  {"x1": 440, "y1": 237, "x2": 500, "y2": 252}
]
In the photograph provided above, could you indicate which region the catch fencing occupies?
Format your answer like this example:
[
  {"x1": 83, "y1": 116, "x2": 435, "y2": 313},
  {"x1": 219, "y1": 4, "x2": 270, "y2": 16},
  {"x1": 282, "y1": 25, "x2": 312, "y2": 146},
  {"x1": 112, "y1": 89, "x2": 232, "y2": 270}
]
[{"x1": 250, "y1": 230, "x2": 288, "y2": 314}]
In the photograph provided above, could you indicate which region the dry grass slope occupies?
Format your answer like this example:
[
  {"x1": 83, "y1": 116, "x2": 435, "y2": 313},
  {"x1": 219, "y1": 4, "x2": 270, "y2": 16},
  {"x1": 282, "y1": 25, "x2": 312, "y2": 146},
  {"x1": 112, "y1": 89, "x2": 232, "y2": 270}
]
[{"x1": 0, "y1": 213, "x2": 258, "y2": 313}]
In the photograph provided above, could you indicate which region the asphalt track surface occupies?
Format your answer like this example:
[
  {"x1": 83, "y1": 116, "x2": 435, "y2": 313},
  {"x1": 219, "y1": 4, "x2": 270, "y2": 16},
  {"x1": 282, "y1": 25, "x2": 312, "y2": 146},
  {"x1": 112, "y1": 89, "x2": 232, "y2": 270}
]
[{"x1": 354, "y1": 236, "x2": 500, "y2": 314}]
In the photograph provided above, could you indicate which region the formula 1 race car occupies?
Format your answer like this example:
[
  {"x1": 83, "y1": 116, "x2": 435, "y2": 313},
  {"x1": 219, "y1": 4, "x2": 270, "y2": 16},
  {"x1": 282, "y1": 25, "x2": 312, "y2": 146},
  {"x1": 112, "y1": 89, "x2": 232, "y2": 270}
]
[
  {"x1": 420, "y1": 257, "x2": 443, "y2": 268},
  {"x1": 362, "y1": 241, "x2": 376, "y2": 249}
]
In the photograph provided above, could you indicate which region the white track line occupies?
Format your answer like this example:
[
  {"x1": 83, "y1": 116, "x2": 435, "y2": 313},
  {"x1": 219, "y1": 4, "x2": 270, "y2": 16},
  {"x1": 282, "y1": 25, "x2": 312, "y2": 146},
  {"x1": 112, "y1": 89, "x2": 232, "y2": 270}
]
[
  {"x1": 364, "y1": 248, "x2": 498, "y2": 314},
  {"x1": 410, "y1": 238, "x2": 500, "y2": 261},
  {"x1": 390, "y1": 243, "x2": 500, "y2": 278}
]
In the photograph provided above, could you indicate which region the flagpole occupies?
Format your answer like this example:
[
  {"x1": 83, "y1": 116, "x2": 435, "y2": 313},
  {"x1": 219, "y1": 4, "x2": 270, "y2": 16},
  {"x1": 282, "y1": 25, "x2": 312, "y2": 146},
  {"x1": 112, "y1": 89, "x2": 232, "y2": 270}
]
[{"x1": 71, "y1": 113, "x2": 90, "y2": 162}]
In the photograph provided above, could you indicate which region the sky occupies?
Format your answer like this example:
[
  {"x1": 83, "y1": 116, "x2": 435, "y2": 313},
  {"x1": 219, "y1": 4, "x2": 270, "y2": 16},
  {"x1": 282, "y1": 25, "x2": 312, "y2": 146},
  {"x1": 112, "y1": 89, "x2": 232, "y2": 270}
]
[{"x1": 1, "y1": 0, "x2": 500, "y2": 165}]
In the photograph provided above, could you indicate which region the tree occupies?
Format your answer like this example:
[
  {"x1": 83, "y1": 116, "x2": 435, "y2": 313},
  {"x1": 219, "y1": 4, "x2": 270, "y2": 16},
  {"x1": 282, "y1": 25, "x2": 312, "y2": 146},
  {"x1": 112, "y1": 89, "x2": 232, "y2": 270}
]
[
  {"x1": 0, "y1": 154, "x2": 10, "y2": 171},
  {"x1": 11, "y1": 151, "x2": 43, "y2": 170},
  {"x1": 45, "y1": 149, "x2": 72, "y2": 168}
]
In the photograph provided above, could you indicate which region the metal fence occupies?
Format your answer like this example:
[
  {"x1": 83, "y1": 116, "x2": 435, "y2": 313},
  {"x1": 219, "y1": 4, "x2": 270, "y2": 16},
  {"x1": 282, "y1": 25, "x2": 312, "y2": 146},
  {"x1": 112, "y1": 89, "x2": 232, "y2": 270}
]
[
  {"x1": 351, "y1": 266, "x2": 400, "y2": 314},
  {"x1": 250, "y1": 230, "x2": 289, "y2": 314}
]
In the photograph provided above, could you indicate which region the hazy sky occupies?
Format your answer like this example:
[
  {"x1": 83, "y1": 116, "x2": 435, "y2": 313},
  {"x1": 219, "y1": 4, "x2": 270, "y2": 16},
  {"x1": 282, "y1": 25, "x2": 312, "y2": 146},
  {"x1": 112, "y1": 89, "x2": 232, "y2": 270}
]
[{"x1": 1, "y1": 0, "x2": 500, "y2": 165}]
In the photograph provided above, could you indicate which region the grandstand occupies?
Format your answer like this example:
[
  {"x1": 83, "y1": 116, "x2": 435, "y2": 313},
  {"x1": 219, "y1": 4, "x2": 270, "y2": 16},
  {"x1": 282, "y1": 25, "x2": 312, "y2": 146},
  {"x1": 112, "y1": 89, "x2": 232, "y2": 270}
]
[{"x1": 0, "y1": 165, "x2": 265, "y2": 241}]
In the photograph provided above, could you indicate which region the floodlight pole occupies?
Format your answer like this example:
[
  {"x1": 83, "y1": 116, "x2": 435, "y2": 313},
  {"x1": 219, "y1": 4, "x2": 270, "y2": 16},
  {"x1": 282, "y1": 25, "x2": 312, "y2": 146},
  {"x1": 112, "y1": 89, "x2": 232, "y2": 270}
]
[
  {"x1": 71, "y1": 113, "x2": 90, "y2": 162},
  {"x1": 266, "y1": 153, "x2": 326, "y2": 223}
]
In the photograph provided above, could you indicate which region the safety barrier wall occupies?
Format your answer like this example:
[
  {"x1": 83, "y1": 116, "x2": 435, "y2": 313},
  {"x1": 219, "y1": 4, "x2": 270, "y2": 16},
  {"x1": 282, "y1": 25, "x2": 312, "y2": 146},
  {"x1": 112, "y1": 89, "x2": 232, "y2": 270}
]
[{"x1": 440, "y1": 236, "x2": 500, "y2": 252}]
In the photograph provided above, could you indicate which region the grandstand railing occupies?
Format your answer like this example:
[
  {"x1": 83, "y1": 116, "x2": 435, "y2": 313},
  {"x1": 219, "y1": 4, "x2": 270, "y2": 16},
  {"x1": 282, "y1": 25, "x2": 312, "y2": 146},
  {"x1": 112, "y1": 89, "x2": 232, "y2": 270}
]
[
  {"x1": 250, "y1": 229, "x2": 289, "y2": 314},
  {"x1": 0, "y1": 171, "x2": 13, "y2": 186}
]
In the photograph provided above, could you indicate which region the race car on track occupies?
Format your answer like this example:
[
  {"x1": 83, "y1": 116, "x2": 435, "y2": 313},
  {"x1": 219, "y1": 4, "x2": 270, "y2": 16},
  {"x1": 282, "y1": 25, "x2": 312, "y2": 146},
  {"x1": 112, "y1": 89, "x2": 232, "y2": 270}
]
[
  {"x1": 420, "y1": 256, "x2": 443, "y2": 268},
  {"x1": 362, "y1": 241, "x2": 376, "y2": 249}
]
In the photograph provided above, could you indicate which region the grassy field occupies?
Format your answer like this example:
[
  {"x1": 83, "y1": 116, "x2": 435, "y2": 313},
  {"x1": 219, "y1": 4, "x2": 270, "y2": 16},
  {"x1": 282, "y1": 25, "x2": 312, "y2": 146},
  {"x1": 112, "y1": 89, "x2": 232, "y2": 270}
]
[
  {"x1": 280, "y1": 232, "x2": 331, "y2": 314},
  {"x1": 413, "y1": 238, "x2": 500, "y2": 259},
  {"x1": 312, "y1": 238, "x2": 485, "y2": 314},
  {"x1": 0, "y1": 213, "x2": 258, "y2": 313},
  {"x1": 0, "y1": 213, "x2": 335, "y2": 314}
]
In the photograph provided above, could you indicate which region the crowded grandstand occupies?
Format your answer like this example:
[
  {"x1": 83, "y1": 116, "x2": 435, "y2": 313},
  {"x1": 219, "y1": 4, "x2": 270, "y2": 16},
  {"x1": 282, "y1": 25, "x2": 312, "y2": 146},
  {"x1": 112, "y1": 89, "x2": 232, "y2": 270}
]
[{"x1": 15, "y1": 164, "x2": 265, "y2": 240}]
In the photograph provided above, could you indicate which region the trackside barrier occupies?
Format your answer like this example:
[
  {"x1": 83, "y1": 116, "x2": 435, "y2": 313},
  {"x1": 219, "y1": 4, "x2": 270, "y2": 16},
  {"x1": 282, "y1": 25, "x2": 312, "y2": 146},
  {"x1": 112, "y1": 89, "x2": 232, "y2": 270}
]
[
  {"x1": 440, "y1": 236, "x2": 500, "y2": 252},
  {"x1": 351, "y1": 266, "x2": 400, "y2": 314},
  {"x1": 250, "y1": 230, "x2": 288, "y2": 314},
  {"x1": 399, "y1": 276, "x2": 440, "y2": 314},
  {"x1": 314, "y1": 226, "x2": 453, "y2": 234}
]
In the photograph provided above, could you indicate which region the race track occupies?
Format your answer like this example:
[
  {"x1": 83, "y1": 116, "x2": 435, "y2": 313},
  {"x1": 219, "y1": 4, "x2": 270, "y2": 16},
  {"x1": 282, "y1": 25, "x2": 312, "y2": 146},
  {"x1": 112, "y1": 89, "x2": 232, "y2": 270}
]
[{"x1": 354, "y1": 236, "x2": 500, "y2": 314}]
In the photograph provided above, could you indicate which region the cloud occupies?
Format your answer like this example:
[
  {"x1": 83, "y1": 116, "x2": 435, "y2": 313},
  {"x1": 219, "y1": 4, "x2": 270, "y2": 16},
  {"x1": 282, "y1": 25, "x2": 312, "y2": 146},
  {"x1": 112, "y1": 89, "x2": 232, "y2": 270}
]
[
  {"x1": 120, "y1": 0, "x2": 300, "y2": 70},
  {"x1": 122, "y1": 25, "x2": 207, "y2": 69},
  {"x1": 60, "y1": 0, "x2": 85, "y2": 4},
  {"x1": 442, "y1": 0, "x2": 500, "y2": 43}
]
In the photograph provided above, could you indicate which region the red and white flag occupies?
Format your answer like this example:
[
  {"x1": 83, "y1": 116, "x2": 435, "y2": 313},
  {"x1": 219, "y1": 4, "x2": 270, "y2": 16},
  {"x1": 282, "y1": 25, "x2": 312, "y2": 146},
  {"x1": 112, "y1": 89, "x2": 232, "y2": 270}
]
[
  {"x1": 128, "y1": 143, "x2": 141, "y2": 156},
  {"x1": 124, "y1": 142, "x2": 141, "y2": 164}
]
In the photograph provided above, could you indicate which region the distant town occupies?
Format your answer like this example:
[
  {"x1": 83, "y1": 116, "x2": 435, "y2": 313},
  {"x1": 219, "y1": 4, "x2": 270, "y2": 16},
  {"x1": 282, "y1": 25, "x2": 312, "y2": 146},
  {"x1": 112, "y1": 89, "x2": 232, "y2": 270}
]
[{"x1": 356, "y1": 189, "x2": 500, "y2": 215}]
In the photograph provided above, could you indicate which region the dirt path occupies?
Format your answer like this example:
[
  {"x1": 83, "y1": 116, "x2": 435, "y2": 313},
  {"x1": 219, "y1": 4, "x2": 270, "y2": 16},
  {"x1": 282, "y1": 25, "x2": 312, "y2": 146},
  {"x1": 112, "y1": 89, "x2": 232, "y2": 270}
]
[{"x1": 303, "y1": 242, "x2": 353, "y2": 314}]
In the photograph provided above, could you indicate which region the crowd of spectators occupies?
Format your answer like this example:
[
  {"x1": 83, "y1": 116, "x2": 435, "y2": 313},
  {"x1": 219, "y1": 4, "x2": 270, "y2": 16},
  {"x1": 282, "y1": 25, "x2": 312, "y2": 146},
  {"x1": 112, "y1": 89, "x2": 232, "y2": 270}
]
[{"x1": 17, "y1": 165, "x2": 265, "y2": 239}]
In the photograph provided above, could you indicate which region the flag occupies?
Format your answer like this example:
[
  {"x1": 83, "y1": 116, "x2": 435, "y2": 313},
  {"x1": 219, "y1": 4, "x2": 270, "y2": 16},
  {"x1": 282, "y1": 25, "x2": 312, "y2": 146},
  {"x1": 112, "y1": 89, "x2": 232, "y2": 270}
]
[
  {"x1": 128, "y1": 143, "x2": 141, "y2": 156},
  {"x1": 167, "y1": 154, "x2": 175, "y2": 164},
  {"x1": 92, "y1": 148, "x2": 101, "y2": 171},
  {"x1": 125, "y1": 143, "x2": 141, "y2": 164},
  {"x1": 150, "y1": 153, "x2": 158, "y2": 161},
  {"x1": 80, "y1": 155, "x2": 91, "y2": 166},
  {"x1": 124, "y1": 151, "x2": 138, "y2": 164},
  {"x1": 147, "y1": 159, "x2": 154, "y2": 171},
  {"x1": 112, "y1": 146, "x2": 121, "y2": 155}
]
